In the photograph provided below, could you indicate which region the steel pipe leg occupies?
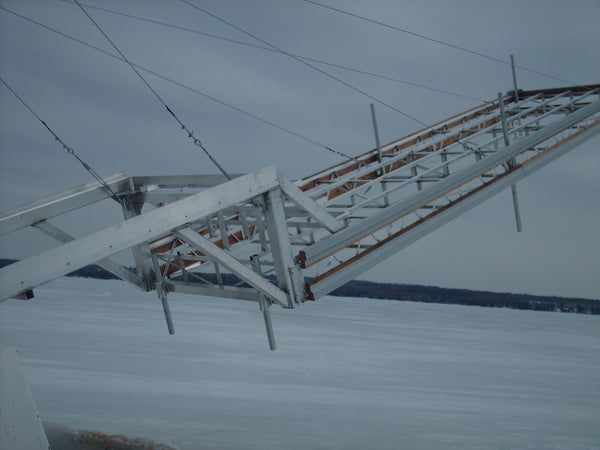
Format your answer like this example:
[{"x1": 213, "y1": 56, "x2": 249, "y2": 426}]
[
  {"x1": 161, "y1": 295, "x2": 175, "y2": 335},
  {"x1": 260, "y1": 298, "x2": 277, "y2": 351},
  {"x1": 511, "y1": 184, "x2": 523, "y2": 233}
]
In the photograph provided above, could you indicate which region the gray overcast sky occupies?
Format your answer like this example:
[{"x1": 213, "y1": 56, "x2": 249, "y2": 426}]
[{"x1": 1, "y1": 0, "x2": 599, "y2": 299}]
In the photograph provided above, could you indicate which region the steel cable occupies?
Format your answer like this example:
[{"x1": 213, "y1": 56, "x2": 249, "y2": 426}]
[
  {"x1": 58, "y1": 0, "x2": 486, "y2": 103},
  {"x1": 0, "y1": 76, "x2": 122, "y2": 203},
  {"x1": 181, "y1": 0, "x2": 482, "y2": 154},
  {"x1": 0, "y1": 6, "x2": 355, "y2": 161},
  {"x1": 73, "y1": 0, "x2": 232, "y2": 180},
  {"x1": 302, "y1": 0, "x2": 586, "y2": 89}
]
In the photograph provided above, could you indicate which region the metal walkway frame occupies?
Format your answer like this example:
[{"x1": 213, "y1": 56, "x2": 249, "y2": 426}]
[{"x1": 1, "y1": 84, "x2": 599, "y2": 349}]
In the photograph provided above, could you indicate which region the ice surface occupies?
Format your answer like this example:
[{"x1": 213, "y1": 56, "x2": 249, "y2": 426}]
[{"x1": 1, "y1": 277, "x2": 599, "y2": 449}]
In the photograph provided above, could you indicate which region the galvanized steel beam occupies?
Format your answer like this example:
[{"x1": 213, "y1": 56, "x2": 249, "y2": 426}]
[{"x1": 32, "y1": 220, "x2": 144, "y2": 289}]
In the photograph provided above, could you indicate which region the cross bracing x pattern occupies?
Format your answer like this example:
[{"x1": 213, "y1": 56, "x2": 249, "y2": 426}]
[{"x1": 1, "y1": 85, "x2": 599, "y2": 348}]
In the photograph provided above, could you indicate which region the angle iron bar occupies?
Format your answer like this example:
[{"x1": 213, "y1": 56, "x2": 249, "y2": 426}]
[
  {"x1": 299, "y1": 99, "x2": 600, "y2": 268},
  {"x1": 132, "y1": 174, "x2": 243, "y2": 188},
  {"x1": 518, "y1": 84, "x2": 600, "y2": 100},
  {"x1": 307, "y1": 116, "x2": 600, "y2": 300},
  {"x1": 278, "y1": 174, "x2": 344, "y2": 232},
  {"x1": 32, "y1": 220, "x2": 145, "y2": 289},
  {"x1": 165, "y1": 281, "x2": 260, "y2": 301}
]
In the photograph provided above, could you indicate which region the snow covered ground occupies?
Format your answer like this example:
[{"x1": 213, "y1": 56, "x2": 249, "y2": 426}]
[{"x1": 1, "y1": 277, "x2": 599, "y2": 449}]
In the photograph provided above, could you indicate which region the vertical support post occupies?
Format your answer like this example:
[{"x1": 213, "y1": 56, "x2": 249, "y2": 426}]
[
  {"x1": 409, "y1": 152, "x2": 422, "y2": 191},
  {"x1": 122, "y1": 194, "x2": 153, "y2": 291},
  {"x1": 370, "y1": 103, "x2": 389, "y2": 205},
  {"x1": 497, "y1": 92, "x2": 511, "y2": 148},
  {"x1": 441, "y1": 150, "x2": 450, "y2": 177},
  {"x1": 498, "y1": 92, "x2": 523, "y2": 233},
  {"x1": 253, "y1": 202, "x2": 268, "y2": 251},
  {"x1": 370, "y1": 103, "x2": 383, "y2": 164},
  {"x1": 217, "y1": 212, "x2": 230, "y2": 250},
  {"x1": 263, "y1": 188, "x2": 305, "y2": 307},
  {"x1": 251, "y1": 255, "x2": 276, "y2": 350},
  {"x1": 151, "y1": 254, "x2": 175, "y2": 335},
  {"x1": 510, "y1": 54, "x2": 519, "y2": 102}
]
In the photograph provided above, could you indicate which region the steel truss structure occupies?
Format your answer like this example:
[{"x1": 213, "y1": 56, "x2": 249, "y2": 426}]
[{"x1": 1, "y1": 85, "x2": 599, "y2": 349}]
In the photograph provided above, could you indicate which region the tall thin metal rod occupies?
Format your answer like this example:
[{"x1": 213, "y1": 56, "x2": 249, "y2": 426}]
[
  {"x1": 370, "y1": 103, "x2": 383, "y2": 164},
  {"x1": 498, "y1": 92, "x2": 523, "y2": 232},
  {"x1": 510, "y1": 54, "x2": 519, "y2": 102}
]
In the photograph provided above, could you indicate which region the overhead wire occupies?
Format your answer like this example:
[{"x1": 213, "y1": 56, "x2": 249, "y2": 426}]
[
  {"x1": 0, "y1": 6, "x2": 354, "y2": 161},
  {"x1": 302, "y1": 0, "x2": 585, "y2": 89},
  {"x1": 72, "y1": 0, "x2": 232, "y2": 180},
  {"x1": 0, "y1": 76, "x2": 122, "y2": 203},
  {"x1": 180, "y1": 0, "x2": 482, "y2": 154},
  {"x1": 58, "y1": 0, "x2": 486, "y2": 103},
  {"x1": 2, "y1": 1, "x2": 483, "y2": 168},
  {"x1": 180, "y1": 0, "x2": 431, "y2": 131}
]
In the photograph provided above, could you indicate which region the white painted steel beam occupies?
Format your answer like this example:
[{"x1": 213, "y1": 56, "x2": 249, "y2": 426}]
[
  {"x1": 278, "y1": 174, "x2": 344, "y2": 232},
  {"x1": 0, "y1": 166, "x2": 280, "y2": 301},
  {"x1": 32, "y1": 220, "x2": 145, "y2": 289},
  {"x1": 132, "y1": 174, "x2": 243, "y2": 188},
  {"x1": 165, "y1": 280, "x2": 260, "y2": 301},
  {"x1": 263, "y1": 188, "x2": 306, "y2": 305}
]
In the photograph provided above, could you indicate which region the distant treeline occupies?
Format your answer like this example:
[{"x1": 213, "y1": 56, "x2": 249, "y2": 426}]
[
  {"x1": 1, "y1": 258, "x2": 598, "y2": 314},
  {"x1": 329, "y1": 279, "x2": 600, "y2": 315}
]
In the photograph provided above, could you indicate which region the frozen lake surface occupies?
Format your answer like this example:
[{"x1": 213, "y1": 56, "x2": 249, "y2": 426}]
[{"x1": 1, "y1": 277, "x2": 599, "y2": 449}]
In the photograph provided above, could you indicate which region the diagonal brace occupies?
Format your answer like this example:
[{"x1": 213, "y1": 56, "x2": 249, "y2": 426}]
[
  {"x1": 174, "y1": 227, "x2": 290, "y2": 307},
  {"x1": 278, "y1": 174, "x2": 344, "y2": 233}
]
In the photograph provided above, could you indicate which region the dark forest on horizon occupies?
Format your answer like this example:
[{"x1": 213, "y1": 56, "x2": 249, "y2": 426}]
[{"x1": 1, "y1": 258, "x2": 598, "y2": 314}]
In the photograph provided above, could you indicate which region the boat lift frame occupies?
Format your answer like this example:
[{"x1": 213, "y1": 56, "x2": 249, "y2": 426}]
[{"x1": 1, "y1": 85, "x2": 599, "y2": 349}]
